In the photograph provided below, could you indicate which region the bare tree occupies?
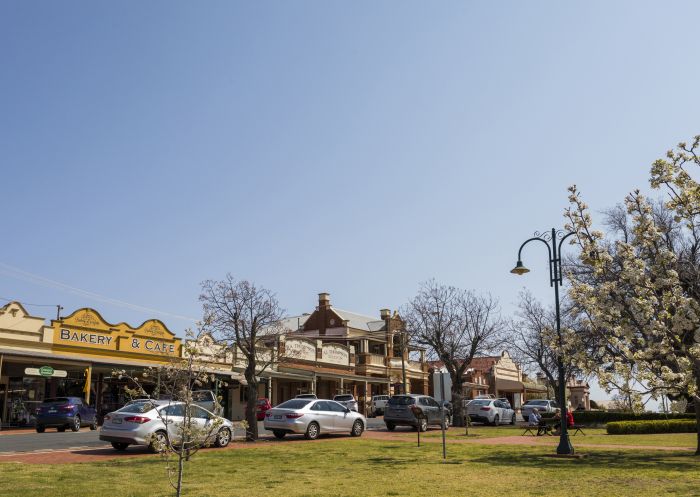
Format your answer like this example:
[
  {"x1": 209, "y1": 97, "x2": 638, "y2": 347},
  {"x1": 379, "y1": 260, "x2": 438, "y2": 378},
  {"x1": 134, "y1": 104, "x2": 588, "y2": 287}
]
[
  {"x1": 199, "y1": 275, "x2": 285, "y2": 440},
  {"x1": 506, "y1": 291, "x2": 582, "y2": 406},
  {"x1": 402, "y1": 280, "x2": 504, "y2": 427},
  {"x1": 115, "y1": 328, "x2": 233, "y2": 497}
]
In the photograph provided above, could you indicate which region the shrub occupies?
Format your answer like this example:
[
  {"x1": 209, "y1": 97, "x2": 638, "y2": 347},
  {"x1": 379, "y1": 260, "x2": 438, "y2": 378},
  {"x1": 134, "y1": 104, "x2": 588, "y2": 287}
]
[
  {"x1": 539, "y1": 411, "x2": 695, "y2": 425},
  {"x1": 607, "y1": 419, "x2": 697, "y2": 435}
]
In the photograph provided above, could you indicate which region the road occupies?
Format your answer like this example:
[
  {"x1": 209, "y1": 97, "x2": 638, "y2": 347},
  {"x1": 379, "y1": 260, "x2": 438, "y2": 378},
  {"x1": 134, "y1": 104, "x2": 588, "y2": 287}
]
[{"x1": 0, "y1": 418, "x2": 388, "y2": 454}]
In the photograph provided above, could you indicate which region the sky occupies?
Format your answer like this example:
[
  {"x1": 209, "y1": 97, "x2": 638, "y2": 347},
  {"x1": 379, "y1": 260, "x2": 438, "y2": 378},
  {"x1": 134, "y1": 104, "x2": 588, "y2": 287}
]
[{"x1": 2, "y1": 1, "x2": 700, "y2": 407}]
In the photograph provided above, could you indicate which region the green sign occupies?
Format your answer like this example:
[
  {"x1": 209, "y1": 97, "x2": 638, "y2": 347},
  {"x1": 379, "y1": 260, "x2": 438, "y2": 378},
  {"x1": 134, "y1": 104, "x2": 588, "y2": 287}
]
[{"x1": 39, "y1": 366, "x2": 54, "y2": 377}]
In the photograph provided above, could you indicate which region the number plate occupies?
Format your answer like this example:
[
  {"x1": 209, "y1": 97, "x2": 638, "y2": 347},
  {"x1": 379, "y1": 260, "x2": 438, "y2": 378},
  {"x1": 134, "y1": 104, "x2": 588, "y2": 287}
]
[
  {"x1": 112, "y1": 418, "x2": 122, "y2": 424},
  {"x1": 48, "y1": 409, "x2": 56, "y2": 413},
  {"x1": 274, "y1": 415, "x2": 282, "y2": 420}
]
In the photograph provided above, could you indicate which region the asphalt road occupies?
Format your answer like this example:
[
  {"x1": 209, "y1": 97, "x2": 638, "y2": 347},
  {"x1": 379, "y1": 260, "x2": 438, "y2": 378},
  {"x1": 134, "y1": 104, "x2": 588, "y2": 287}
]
[{"x1": 0, "y1": 418, "x2": 388, "y2": 454}]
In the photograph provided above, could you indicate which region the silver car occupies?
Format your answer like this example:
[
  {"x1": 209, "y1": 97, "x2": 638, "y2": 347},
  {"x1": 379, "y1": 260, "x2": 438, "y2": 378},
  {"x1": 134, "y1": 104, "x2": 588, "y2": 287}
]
[
  {"x1": 264, "y1": 398, "x2": 366, "y2": 440},
  {"x1": 333, "y1": 394, "x2": 359, "y2": 412},
  {"x1": 100, "y1": 400, "x2": 234, "y2": 452},
  {"x1": 521, "y1": 399, "x2": 559, "y2": 419},
  {"x1": 466, "y1": 398, "x2": 516, "y2": 425}
]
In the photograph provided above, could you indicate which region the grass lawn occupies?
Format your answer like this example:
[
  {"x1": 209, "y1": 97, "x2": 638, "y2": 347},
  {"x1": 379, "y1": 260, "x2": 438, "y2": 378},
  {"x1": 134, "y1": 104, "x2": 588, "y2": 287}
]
[
  {"x1": 1, "y1": 437, "x2": 698, "y2": 497},
  {"x1": 420, "y1": 425, "x2": 697, "y2": 447}
]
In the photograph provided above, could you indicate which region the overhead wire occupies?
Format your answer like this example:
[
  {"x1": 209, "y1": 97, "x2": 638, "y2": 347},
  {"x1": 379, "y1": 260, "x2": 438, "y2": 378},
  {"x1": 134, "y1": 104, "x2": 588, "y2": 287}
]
[{"x1": 0, "y1": 262, "x2": 198, "y2": 323}]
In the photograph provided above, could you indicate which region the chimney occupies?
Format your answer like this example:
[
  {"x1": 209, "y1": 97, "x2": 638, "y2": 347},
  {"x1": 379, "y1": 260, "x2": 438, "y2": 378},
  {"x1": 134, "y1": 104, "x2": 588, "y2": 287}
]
[
  {"x1": 318, "y1": 292, "x2": 331, "y2": 309},
  {"x1": 380, "y1": 308, "x2": 390, "y2": 320}
]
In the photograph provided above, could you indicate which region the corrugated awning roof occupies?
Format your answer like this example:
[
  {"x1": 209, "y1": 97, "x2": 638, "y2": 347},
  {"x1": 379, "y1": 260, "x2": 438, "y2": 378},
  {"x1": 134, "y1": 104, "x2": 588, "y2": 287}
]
[{"x1": 495, "y1": 378, "x2": 525, "y2": 392}]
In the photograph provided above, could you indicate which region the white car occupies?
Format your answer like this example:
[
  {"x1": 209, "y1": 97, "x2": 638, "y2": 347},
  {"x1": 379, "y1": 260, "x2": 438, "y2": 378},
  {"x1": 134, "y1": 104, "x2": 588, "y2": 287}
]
[
  {"x1": 100, "y1": 400, "x2": 234, "y2": 452},
  {"x1": 466, "y1": 399, "x2": 516, "y2": 425},
  {"x1": 371, "y1": 395, "x2": 390, "y2": 415},
  {"x1": 521, "y1": 399, "x2": 559, "y2": 419},
  {"x1": 333, "y1": 394, "x2": 359, "y2": 412},
  {"x1": 264, "y1": 398, "x2": 366, "y2": 440}
]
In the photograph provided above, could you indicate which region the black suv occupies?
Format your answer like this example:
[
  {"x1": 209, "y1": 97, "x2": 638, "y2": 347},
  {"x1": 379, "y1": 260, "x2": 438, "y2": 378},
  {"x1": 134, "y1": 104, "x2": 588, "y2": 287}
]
[{"x1": 384, "y1": 394, "x2": 450, "y2": 432}]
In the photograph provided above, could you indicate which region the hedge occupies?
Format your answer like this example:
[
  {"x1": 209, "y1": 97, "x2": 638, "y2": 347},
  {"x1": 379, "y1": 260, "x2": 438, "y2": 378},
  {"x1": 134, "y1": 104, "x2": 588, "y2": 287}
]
[
  {"x1": 539, "y1": 411, "x2": 695, "y2": 425},
  {"x1": 607, "y1": 419, "x2": 697, "y2": 435}
]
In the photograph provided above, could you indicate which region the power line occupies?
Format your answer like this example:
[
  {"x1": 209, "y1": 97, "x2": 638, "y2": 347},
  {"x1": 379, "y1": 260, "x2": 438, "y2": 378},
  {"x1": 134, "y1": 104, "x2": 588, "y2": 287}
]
[
  {"x1": 0, "y1": 262, "x2": 198, "y2": 323},
  {"x1": 0, "y1": 297, "x2": 58, "y2": 308}
]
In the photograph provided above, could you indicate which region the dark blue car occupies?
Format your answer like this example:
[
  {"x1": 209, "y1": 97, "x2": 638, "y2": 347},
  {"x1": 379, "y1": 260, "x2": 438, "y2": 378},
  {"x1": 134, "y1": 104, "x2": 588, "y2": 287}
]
[{"x1": 35, "y1": 397, "x2": 97, "y2": 433}]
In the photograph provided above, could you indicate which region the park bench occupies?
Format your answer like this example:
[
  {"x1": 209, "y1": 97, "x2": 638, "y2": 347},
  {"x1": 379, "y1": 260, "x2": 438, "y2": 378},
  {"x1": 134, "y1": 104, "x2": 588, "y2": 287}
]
[
  {"x1": 570, "y1": 424, "x2": 586, "y2": 436},
  {"x1": 520, "y1": 423, "x2": 538, "y2": 436}
]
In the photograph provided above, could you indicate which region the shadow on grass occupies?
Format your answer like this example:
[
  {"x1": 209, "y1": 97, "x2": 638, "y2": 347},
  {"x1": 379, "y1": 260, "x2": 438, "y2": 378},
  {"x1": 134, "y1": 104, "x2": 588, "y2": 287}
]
[{"x1": 471, "y1": 448, "x2": 699, "y2": 472}]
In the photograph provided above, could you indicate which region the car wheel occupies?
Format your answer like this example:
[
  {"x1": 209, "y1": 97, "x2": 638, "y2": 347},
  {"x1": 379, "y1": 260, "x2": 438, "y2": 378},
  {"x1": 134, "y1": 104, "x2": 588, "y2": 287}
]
[
  {"x1": 385, "y1": 422, "x2": 395, "y2": 431},
  {"x1": 273, "y1": 430, "x2": 286, "y2": 439},
  {"x1": 35, "y1": 425, "x2": 45, "y2": 433},
  {"x1": 149, "y1": 430, "x2": 169, "y2": 453},
  {"x1": 492, "y1": 414, "x2": 499, "y2": 426},
  {"x1": 351, "y1": 420, "x2": 364, "y2": 437},
  {"x1": 57, "y1": 426, "x2": 66, "y2": 432},
  {"x1": 304, "y1": 421, "x2": 320, "y2": 440},
  {"x1": 71, "y1": 416, "x2": 81, "y2": 432},
  {"x1": 111, "y1": 442, "x2": 129, "y2": 451},
  {"x1": 215, "y1": 428, "x2": 231, "y2": 448},
  {"x1": 90, "y1": 420, "x2": 98, "y2": 430},
  {"x1": 418, "y1": 417, "x2": 428, "y2": 432}
]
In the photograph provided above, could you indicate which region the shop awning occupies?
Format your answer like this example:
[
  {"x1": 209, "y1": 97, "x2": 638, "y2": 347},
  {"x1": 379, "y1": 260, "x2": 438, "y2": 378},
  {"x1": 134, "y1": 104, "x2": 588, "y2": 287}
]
[
  {"x1": 523, "y1": 381, "x2": 548, "y2": 392},
  {"x1": 495, "y1": 378, "x2": 525, "y2": 392}
]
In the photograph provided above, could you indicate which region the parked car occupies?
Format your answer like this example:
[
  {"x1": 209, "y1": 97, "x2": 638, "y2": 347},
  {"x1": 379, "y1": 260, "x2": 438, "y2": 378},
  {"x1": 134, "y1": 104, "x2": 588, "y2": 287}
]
[
  {"x1": 295, "y1": 394, "x2": 317, "y2": 399},
  {"x1": 35, "y1": 397, "x2": 97, "y2": 433},
  {"x1": 384, "y1": 394, "x2": 450, "y2": 432},
  {"x1": 333, "y1": 394, "x2": 358, "y2": 412},
  {"x1": 191, "y1": 390, "x2": 223, "y2": 416},
  {"x1": 100, "y1": 400, "x2": 234, "y2": 452},
  {"x1": 263, "y1": 398, "x2": 366, "y2": 440},
  {"x1": 370, "y1": 395, "x2": 390, "y2": 415},
  {"x1": 256, "y1": 398, "x2": 272, "y2": 421},
  {"x1": 521, "y1": 399, "x2": 559, "y2": 419},
  {"x1": 466, "y1": 398, "x2": 516, "y2": 425}
]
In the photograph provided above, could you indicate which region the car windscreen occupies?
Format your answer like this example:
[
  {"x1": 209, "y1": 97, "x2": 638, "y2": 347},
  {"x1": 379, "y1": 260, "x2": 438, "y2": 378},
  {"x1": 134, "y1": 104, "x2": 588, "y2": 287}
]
[
  {"x1": 276, "y1": 399, "x2": 312, "y2": 409},
  {"x1": 388, "y1": 396, "x2": 415, "y2": 406},
  {"x1": 469, "y1": 400, "x2": 491, "y2": 406},
  {"x1": 334, "y1": 395, "x2": 353, "y2": 401},
  {"x1": 41, "y1": 398, "x2": 70, "y2": 405},
  {"x1": 117, "y1": 402, "x2": 156, "y2": 413},
  {"x1": 192, "y1": 391, "x2": 212, "y2": 402},
  {"x1": 525, "y1": 400, "x2": 548, "y2": 406}
]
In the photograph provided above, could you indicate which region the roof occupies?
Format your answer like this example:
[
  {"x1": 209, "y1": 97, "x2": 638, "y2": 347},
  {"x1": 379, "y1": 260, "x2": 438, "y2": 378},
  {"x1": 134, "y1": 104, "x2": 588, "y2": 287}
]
[
  {"x1": 429, "y1": 356, "x2": 500, "y2": 373},
  {"x1": 278, "y1": 314, "x2": 311, "y2": 332},
  {"x1": 333, "y1": 309, "x2": 386, "y2": 332}
]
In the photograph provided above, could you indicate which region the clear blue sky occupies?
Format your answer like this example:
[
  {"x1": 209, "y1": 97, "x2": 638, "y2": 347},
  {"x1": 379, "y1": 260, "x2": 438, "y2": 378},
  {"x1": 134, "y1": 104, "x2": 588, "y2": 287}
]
[{"x1": 2, "y1": 2, "x2": 699, "y2": 405}]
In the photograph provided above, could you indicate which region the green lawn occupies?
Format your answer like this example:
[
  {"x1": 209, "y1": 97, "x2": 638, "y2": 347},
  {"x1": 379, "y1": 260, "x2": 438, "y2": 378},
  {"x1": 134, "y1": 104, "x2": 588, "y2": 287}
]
[
  {"x1": 421, "y1": 425, "x2": 697, "y2": 447},
  {"x1": 1, "y1": 437, "x2": 698, "y2": 497}
]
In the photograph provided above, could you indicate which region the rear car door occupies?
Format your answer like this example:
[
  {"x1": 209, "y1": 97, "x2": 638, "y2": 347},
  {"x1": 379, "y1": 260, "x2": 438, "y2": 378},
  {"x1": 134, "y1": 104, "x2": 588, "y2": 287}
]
[
  {"x1": 188, "y1": 405, "x2": 215, "y2": 443},
  {"x1": 160, "y1": 404, "x2": 186, "y2": 443},
  {"x1": 310, "y1": 401, "x2": 334, "y2": 432}
]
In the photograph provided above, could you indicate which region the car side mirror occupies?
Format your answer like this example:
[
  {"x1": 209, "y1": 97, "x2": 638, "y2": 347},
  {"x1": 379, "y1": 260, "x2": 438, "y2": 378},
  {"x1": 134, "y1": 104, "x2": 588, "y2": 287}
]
[{"x1": 344, "y1": 408, "x2": 351, "y2": 413}]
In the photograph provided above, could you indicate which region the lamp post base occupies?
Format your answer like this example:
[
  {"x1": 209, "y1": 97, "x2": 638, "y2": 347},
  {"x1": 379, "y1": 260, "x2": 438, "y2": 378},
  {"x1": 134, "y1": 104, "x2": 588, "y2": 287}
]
[{"x1": 556, "y1": 434, "x2": 574, "y2": 455}]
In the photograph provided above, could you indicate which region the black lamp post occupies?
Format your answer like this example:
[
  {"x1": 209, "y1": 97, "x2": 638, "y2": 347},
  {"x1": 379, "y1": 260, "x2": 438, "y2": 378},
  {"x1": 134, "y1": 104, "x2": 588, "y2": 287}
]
[{"x1": 511, "y1": 228, "x2": 574, "y2": 455}]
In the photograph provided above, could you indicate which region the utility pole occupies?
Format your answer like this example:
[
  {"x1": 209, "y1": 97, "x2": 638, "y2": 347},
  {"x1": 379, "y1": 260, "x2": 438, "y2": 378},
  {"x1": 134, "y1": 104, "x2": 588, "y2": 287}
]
[{"x1": 56, "y1": 305, "x2": 63, "y2": 320}]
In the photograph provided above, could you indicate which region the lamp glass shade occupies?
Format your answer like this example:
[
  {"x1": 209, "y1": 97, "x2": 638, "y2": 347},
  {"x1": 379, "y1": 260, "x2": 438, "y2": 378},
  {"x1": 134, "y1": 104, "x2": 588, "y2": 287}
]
[{"x1": 510, "y1": 261, "x2": 530, "y2": 275}]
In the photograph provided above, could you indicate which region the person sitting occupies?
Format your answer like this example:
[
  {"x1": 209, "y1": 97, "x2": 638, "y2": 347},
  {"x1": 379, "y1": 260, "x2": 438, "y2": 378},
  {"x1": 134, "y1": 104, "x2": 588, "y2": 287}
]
[
  {"x1": 528, "y1": 408, "x2": 548, "y2": 436},
  {"x1": 551, "y1": 409, "x2": 562, "y2": 436},
  {"x1": 566, "y1": 408, "x2": 575, "y2": 428}
]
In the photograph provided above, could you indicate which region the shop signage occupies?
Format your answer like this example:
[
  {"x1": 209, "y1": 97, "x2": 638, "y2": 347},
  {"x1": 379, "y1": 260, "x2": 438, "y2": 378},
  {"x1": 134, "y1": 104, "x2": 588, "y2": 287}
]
[
  {"x1": 285, "y1": 338, "x2": 317, "y2": 362},
  {"x1": 320, "y1": 344, "x2": 349, "y2": 365},
  {"x1": 25, "y1": 367, "x2": 68, "y2": 378}
]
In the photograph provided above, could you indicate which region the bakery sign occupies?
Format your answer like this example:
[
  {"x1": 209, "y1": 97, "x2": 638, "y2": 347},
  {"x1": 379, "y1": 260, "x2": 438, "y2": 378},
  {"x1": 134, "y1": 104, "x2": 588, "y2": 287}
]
[{"x1": 52, "y1": 308, "x2": 181, "y2": 358}]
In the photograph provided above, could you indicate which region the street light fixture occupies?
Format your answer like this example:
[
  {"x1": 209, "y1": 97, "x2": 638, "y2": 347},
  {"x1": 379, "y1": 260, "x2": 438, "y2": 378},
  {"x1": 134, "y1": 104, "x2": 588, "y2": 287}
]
[{"x1": 511, "y1": 228, "x2": 575, "y2": 455}]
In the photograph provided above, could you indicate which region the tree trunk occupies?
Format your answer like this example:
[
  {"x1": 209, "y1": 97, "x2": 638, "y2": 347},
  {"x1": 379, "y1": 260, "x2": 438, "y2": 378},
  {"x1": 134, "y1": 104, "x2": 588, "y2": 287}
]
[
  {"x1": 176, "y1": 451, "x2": 184, "y2": 497},
  {"x1": 694, "y1": 367, "x2": 700, "y2": 456},
  {"x1": 451, "y1": 382, "x2": 464, "y2": 427}
]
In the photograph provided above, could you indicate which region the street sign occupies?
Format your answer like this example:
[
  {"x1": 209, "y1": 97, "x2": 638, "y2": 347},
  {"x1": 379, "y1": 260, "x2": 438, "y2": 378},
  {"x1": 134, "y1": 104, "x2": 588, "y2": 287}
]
[
  {"x1": 24, "y1": 367, "x2": 68, "y2": 378},
  {"x1": 39, "y1": 366, "x2": 54, "y2": 377}
]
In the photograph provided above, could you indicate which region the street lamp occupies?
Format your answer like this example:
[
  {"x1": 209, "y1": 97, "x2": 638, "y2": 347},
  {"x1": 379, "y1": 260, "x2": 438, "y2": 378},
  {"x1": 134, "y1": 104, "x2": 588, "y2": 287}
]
[{"x1": 511, "y1": 228, "x2": 575, "y2": 455}]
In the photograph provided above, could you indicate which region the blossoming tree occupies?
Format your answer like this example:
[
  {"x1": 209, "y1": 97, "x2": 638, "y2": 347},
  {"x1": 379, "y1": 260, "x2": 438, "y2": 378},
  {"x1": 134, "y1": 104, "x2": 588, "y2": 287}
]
[{"x1": 564, "y1": 135, "x2": 700, "y2": 455}]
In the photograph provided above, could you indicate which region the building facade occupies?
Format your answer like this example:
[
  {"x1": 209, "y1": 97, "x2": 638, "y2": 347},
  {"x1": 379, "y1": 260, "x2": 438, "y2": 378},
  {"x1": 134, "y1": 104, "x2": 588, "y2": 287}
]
[{"x1": 1, "y1": 293, "x2": 431, "y2": 426}]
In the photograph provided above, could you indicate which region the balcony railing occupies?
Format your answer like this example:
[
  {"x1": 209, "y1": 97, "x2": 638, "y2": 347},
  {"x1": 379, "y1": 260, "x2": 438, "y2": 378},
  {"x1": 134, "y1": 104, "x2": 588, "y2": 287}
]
[{"x1": 357, "y1": 353, "x2": 386, "y2": 367}]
